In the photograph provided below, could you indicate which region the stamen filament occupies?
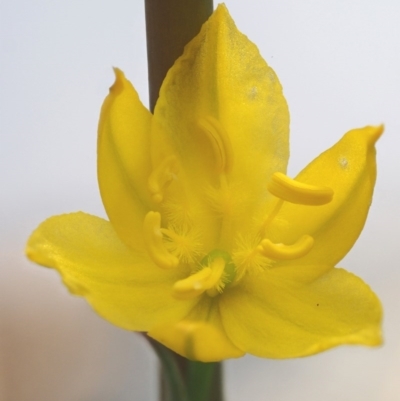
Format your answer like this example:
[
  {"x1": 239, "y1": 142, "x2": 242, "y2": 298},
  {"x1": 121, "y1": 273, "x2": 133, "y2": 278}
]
[
  {"x1": 143, "y1": 211, "x2": 179, "y2": 269},
  {"x1": 258, "y1": 235, "x2": 314, "y2": 260},
  {"x1": 268, "y1": 172, "x2": 334, "y2": 206},
  {"x1": 259, "y1": 198, "x2": 284, "y2": 237}
]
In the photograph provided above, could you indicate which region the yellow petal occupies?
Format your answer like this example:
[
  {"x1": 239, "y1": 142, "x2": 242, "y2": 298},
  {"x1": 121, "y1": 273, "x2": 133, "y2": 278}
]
[
  {"x1": 220, "y1": 267, "x2": 382, "y2": 358},
  {"x1": 148, "y1": 299, "x2": 244, "y2": 362},
  {"x1": 152, "y1": 4, "x2": 289, "y2": 248},
  {"x1": 98, "y1": 68, "x2": 153, "y2": 250},
  {"x1": 268, "y1": 125, "x2": 383, "y2": 266},
  {"x1": 26, "y1": 213, "x2": 196, "y2": 331}
]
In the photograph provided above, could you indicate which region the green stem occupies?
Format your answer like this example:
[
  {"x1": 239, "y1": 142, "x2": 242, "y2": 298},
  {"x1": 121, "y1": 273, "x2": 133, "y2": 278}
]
[
  {"x1": 145, "y1": 335, "x2": 224, "y2": 401},
  {"x1": 188, "y1": 361, "x2": 223, "y2": 401},
  {"x1": 146, "y1": 337, "x2": 190, "y2": 401},
  {"x1": 144, "y1": 0, "x2": 214, "y2": 111}
]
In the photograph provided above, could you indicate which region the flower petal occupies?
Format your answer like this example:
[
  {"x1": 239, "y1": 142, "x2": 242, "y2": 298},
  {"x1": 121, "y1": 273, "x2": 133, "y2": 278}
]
[
  {"x1": 220, "y1": 267, "x2": 382, "y2": 358},
  {"x1": 152, "y1": 4, "x2": 289, "y2": 247},
  {"x1": 26, "y1": 212, "x2": 196, "y2": 331},
  {"x1": 98, "y1": 68, "x2": 153, "y2": 250},
  {"x1": 149, "y1": 298, "x2": 244, "y2": 362},
  {"x1": 268, "y1": 125, "x2": 382, "y2": 266}
]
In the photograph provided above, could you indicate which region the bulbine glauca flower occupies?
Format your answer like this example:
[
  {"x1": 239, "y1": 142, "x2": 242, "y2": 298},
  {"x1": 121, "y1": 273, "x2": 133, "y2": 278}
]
[{"x1": 26, "y1": 4, "x2": 382, "y2": 362}]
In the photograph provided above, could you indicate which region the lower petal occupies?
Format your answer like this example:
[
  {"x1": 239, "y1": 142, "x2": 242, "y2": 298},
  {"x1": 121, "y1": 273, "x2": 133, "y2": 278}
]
[
  {"x1": 220, "y1": 267, "x2": 382, "y2": 358},
  {"x1": 26, "y1": 212, "x2": 195, "y2": 331},
  {"x1": 149, "y1": 298, "x2": 244, "y2": 362}
]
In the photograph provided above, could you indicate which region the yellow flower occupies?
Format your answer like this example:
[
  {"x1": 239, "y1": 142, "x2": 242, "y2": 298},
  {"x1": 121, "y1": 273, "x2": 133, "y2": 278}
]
[{"x1": 26, "y1": 5, "x2": 382, "y2": 362}]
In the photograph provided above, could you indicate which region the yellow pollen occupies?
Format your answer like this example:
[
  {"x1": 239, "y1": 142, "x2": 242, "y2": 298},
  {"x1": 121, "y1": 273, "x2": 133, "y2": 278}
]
[
  {"x1": 143, "y1": 211, "x2": 179, "y2": 269},
  {"x1": 148, "y1": 156, "x2": 179, "y2": 203},
  {"x1": 268, "y1": 172, "x2": 334, "y2": 206},
  {"x1": 258, "y1": 235, "x2": 314, "y2": 260},
  {"x1": 197, "y1": 116, "x2": 234, "y2": 174},
  {"x1": 172, "y1": 257, "x2": 226, "y2": 300}
]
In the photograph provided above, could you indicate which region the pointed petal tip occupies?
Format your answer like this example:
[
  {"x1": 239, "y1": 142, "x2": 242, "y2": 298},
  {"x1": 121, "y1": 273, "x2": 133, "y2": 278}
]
[
  {"x1": 215, "y1": 2, "x2": 228, "y2": 13},
  {"x1": 109, "y1": 67, "x2": 126, "y2": 95},
  {"x1": 213, "y1": 3, "x2": 233, "y2": 22},
  {"x1": 366, "y1": 124, "x2": 384, "y2": 146}
]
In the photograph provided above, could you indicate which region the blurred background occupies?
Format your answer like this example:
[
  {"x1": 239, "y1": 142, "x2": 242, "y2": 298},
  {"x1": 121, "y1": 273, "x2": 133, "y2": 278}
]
[{"x1": 1, "y1": 0, "x2": 399, "y2": 400}]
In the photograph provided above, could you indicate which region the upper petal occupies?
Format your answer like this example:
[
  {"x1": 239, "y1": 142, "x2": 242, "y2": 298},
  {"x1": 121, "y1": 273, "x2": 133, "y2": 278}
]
[
  {"x1": 151, "y1": 4, "x2": 289, "y2": 248},
  {"x1": 220, "y1": 267, "x2": 382, "y2": 358},
  {"x1": 268, "y1": 125, "x2": 382, "y2": 266},
  {"x1": 98, "y1": 68, "x2": 153, "y2": 250},
  {"x1": 26, "y1": 212, "x2": 196, "y2": 331}
]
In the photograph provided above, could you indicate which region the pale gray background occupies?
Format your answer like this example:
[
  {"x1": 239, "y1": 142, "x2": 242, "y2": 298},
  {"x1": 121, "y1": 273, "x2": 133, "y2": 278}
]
[{"x1": 1, "y1": 0, "x2": 399, "y2": 400}]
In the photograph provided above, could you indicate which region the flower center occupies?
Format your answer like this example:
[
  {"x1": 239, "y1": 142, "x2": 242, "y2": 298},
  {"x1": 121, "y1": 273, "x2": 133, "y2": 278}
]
[{"x1": 142, "y1": 117, "x2": 336, "y2": 300}]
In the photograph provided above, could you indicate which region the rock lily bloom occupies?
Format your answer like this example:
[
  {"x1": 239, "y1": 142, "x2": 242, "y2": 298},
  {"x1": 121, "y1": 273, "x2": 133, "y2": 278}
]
[{"x1": 26, "y1": 5, "x2": 382, "y2": 362}]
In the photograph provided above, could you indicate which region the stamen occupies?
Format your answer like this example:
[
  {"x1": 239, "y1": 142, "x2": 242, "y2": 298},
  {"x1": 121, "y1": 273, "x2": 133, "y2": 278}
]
[
  {"x1": 258, "y1": 235, "x2": 314, "y2": 260},
  {"x1": 197, "y1": 116, "x2": 234, "y2": 174},
  {"x1": 268, "y1": 172, "x2": 334, "y2": 206},
  {"x1": 148, "y1": 156, "x2": 179, "y2": 203},
  {"x1": 143, "y1": 211, "x2": 179, "y2": 269},
  {"x1": 173, "y1": 268, "x2": 213, "y2": 300},
  {"x1": 172, "y1": 258, "x2": 225, "y2": 300}
]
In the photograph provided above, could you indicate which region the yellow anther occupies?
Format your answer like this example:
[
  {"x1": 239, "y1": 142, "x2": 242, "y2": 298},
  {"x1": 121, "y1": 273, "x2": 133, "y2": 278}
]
[
  {"x1": 197, "y1": 116, "x2": 234, "y2": 174},
  {"x1": 143, "y1": 211, "x2": 179, "y2": 269},
  {"x1": 258, "y1": 235, "x2": 314, "y2": 260},
  {"x1": 173, "y1": 257, "x2": 226, "y2": 300},
  {"x1": 268, "y1": 172, "x2": 334, "y2": 206},
  {"x1": 148, "y1": 156, "x2": 179, "y2": 203},
  {"x1": 173, "y1": 268, "x2": 213, "y2": 300}
]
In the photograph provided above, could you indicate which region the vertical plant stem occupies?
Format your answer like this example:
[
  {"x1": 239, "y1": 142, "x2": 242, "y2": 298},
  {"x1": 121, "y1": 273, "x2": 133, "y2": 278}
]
[
  {"x1": 144, "y1": 334, "x2": 224, "y2": 401},
  {"x1": 144, "y1": 0, "x2": 213, "y2": 111},
  {"x1": 146, "y1": 337, "x2": 190, "y2": 401},
  {"x1": 188, "y1": 361, "x2": 223, "y2": 401}
]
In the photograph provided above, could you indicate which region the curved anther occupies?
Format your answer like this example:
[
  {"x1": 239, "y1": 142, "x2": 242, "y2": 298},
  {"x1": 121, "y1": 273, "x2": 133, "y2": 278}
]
[
  {"x1": 143, "y1": 211, "x2": 179, "y2": 269},
  {"x1": 148, "y1": 156, "x2": 179, "y2": 203},
  {"x1": 197, "y1": 116, "x2": 234, "y2": 174},
  {"x1": 268, "y1": 172, "x2": 334, "y2": 206},
  {"x1": 258, "y1": 235, "x2": 314, "y2": 260},
  {"x1": 173, "y1": 257, "x2": 225, "y2": 300}
]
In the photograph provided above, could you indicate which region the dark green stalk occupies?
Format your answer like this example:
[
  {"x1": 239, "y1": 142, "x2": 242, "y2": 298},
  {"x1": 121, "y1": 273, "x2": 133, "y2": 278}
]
[
  {"x1": 146, "y1": 337, "x2": 190, "y2": 401},
  {"x1": 188, "y1": 361, "x2": 223, "y2": 401}
]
